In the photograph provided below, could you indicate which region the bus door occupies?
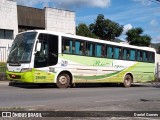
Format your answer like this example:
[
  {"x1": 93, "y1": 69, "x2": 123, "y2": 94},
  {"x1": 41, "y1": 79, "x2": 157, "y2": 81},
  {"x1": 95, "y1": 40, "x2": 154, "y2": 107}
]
[
  {"x1": 34, "y1": 33, "x2": 58, "y2": 68},
  {"x1": 34, "y1": 33, "x2": 58, "y2": 82}
]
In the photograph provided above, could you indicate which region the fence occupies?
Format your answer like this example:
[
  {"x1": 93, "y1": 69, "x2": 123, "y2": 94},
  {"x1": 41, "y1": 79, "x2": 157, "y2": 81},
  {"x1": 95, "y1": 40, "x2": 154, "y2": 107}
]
[
  {"x1": 0, "y1": 47, "x2": 9, "y2": 62},
  {"x1": 0, "y1": 46, "x2": 9, "y2": 80}
]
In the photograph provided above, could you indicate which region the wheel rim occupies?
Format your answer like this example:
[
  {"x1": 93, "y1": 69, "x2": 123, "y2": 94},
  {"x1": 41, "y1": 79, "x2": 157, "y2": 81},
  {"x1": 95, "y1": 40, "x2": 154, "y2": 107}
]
[
  {"x1": 125, "y1": 75, "x2": 131, "y2": 86},
  {"x1": 58, "y1": 76, "x2": 67, "y2": 85}
]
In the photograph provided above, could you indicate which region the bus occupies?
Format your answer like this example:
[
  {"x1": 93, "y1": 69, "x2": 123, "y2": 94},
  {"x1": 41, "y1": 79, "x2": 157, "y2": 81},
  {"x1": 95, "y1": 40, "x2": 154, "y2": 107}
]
[{"x1": 6, "y1": 30, "x2": 156, "y2": 88}]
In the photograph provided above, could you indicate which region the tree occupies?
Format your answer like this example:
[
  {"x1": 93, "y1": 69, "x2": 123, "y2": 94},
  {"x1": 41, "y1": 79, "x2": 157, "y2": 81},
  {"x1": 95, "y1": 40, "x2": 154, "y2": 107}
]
[
  {"x1": 126, "y1": 27, "x2": 151, "y2": 46},
  {"x1": 157, "y1": 46, "x2": 160, "y2": 54},
  {"x1": 76, "y1": 23, "x2": 97, "y2": 38},
  {"x1": 89, "y1": 14, "x2": 123, "y2": 41}
]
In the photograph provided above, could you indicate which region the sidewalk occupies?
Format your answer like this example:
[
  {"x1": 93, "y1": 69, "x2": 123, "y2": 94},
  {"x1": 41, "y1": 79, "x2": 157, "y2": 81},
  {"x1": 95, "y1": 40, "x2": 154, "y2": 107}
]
[{"x1": 0, "y1": 80, "x2": 9, "y2": 85}]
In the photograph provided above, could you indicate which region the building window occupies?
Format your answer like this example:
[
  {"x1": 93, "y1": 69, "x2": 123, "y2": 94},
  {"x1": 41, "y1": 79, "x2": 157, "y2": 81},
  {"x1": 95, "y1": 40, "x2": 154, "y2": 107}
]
[{"x1": 0, "y1": 29, "x2": 13, "y2": 39}]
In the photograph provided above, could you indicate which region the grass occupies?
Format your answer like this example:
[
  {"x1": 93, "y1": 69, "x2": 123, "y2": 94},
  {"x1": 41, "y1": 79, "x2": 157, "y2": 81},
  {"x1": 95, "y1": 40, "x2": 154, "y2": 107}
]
[{"x1": 0, "y1": 62, "x2": 6, "y2": 72}]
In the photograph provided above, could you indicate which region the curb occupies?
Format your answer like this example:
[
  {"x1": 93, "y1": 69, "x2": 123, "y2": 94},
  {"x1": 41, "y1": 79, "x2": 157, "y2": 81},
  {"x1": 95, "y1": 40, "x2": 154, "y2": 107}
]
[{"x1": 0, "y1": 81, "x2": 9, "y2": 85}]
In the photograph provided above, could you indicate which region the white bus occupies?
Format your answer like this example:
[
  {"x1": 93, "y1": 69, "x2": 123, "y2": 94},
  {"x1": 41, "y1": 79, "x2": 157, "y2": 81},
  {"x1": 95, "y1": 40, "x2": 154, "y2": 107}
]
[{"x1": 6, "y1": 30, "x2": 156, "y2": 88}]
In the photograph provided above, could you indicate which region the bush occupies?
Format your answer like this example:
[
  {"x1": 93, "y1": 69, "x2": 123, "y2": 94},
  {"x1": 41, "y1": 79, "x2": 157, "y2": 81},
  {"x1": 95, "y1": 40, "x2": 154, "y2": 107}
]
[
  {"x1": 0, "y1": 62, "x2": 7, "y2": 80},
  {"x1": 0, "y1": 62, "x2": 6, "y2": 67}
]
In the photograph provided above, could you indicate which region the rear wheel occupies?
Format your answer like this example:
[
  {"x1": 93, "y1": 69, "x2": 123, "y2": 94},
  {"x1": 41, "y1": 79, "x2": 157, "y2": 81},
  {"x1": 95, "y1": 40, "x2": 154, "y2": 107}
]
[
  {"x1": 123, "y1": 74, "x2": 132, "y2": 88},
  {"x1": 56, "y1": 73, "x2": 70, "y2": 88}
]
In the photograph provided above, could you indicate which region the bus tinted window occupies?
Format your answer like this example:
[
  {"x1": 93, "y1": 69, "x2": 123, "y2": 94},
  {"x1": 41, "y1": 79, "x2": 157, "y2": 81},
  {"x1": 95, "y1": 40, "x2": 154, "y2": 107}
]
[
  {"x1": 107, "y1": 46, "x2": 113, "y2": 59},
  {"x1": 86, "y1": 42, "x2": 95, "y2": 56},
  {"x1": 63, "y1": 38, "x2": 73, "y2": 54},
  {"x1": 95, "y1": 44, "x2": 102, "y2": 57},
  {"x1": 129, "y1": 49, "x2": 136, "y2": 61},
  {"x1": 113, "y1": 47, "x2": 121, "y2": 59},
  {"x1": 148, "y1": 52, "x2": 154, "y2": 63},
  {"x1": 74, "y1": 41, "x2": 84, "y2": 55},
  {"x1": 137, "y1": 50, "x2": 142, "y2": 62},
  {"x1": 142, "y1": 51, "x2": 148, "y2": 62},
  {"x1": 123, "y1": 49, "x2": 127, "y2": 60}
]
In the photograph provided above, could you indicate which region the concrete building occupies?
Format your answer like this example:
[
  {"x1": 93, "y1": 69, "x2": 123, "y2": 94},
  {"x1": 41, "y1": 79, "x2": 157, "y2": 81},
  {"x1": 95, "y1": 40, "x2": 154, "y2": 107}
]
[
  {"x1": 0, "y1": 0, "x2": 18, "y2": 48},
  {"x1": 0, "y1": 0, "x2": 76, "y2": 62}
]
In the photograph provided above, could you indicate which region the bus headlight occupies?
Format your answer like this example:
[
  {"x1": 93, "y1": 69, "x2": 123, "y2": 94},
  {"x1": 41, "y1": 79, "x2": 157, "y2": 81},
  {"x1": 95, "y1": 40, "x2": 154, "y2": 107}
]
[{"x1": 21, "y1": 68, "x2": 32, "y2": 72}]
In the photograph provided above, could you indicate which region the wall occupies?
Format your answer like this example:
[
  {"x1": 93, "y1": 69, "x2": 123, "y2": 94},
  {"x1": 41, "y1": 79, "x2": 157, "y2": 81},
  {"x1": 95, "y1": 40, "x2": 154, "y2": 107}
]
[
  {"x1": 0, "y1": 1, "x2": 76, "y2": 62},
  {"x1": 0, "y1": 0, "x2": 18, "y2": 39},
  {"x1": 0, "y1": 0, "x2": 18, "y2": 62},
  {"x1": 17, "y1": 5, "x2": 45, "y2": 32},
  {"x1": 45, "y1": 7, "x2": 76, "y2": 34}
]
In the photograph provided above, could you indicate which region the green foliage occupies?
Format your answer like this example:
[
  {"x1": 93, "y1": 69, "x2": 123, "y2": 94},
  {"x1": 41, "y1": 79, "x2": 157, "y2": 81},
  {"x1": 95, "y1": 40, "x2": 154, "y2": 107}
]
[
  {"x1": 157, "y1": 46, "x2": 160, "y2": 54},
  {"x1": 0, "y1": 62, "x2": 6, "y2": 72},
  {"x1": 126, "y1": 27, "x2": 151, "y2": 46},
  {"x1": 76, "y1": 23, "x2": 97, "y2": 38},
  {"x1": 89, "y1": 14, "x2": 123, "y2": 41},
  {"x1": 76, "y1": 14, "x2": 151, "y2": 47},
  {"x1": 0, "y1": 62, "x2": 6, "y2": 67}
]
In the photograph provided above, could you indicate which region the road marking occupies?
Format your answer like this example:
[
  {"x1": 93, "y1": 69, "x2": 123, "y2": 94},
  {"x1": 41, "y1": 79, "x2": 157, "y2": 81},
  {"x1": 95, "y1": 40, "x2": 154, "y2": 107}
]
[{"x1": 95, "y1": 99, "x2": 128, "y2": 103}]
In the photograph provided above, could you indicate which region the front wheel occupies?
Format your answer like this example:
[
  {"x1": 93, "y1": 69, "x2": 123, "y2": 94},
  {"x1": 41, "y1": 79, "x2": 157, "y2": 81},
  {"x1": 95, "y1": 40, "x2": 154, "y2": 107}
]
[
  {"x1": 56, "y1": 73, "x2": 70, "y2": 88},
  {"x1": 123, "y1": 74, "x2": 132, "y2": 88}
]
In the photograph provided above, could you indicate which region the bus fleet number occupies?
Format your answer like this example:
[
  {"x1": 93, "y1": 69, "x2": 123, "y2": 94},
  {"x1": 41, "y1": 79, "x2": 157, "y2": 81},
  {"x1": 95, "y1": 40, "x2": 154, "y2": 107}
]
[{"x1": 36, "y1": 76, "x2": 46, "y2": 79}]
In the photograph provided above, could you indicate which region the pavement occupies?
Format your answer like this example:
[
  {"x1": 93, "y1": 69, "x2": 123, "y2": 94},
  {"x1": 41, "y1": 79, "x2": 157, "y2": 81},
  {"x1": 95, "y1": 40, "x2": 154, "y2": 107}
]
[{"x1": 0, "y1": 80, "x2": 9, "y2": 85}]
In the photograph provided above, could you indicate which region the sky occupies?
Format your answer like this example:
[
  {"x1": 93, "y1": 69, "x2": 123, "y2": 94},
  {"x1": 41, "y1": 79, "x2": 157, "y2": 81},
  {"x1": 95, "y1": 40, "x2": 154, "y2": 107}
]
[{"x1": 14, "y1": 0, "x2": 160, "y2": 43}]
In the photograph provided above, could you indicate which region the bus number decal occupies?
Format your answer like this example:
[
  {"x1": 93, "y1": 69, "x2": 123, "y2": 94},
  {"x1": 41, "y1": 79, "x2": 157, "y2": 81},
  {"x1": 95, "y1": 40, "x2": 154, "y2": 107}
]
[{"x1": 36, "y1": 76, "x2": 46, "y2": 79}]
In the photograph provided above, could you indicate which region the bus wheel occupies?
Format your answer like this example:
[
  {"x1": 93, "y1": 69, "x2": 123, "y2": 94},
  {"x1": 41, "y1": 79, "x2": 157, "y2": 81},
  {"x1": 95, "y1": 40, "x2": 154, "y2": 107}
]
[
  {"x1": 123, "y1": 74, "x2": 132, "y2": 88},
  {"x1": 56, "y1": 73, "x2": 70, "y2": 88}
]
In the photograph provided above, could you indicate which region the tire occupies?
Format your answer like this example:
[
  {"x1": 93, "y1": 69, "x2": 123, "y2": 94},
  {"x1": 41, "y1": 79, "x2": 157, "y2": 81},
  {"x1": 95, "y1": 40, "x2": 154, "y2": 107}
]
[
  {"x1": 56, "y1": 73, "x2": 70, "y2": 88},
  {"x1": 123, "y1": 74, "x2": 132, "y2": 88}
]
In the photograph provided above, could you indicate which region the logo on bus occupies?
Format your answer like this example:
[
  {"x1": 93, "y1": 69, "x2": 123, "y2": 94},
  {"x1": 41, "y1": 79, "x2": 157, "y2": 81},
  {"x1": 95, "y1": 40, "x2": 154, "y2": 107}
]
[{"x1": 61, "y1": 60, "x2": 68, "y2": 67}]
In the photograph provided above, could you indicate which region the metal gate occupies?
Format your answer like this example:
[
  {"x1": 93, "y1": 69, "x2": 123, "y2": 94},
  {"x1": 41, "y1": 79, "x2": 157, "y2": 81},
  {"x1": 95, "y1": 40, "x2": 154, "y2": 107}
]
[{"x1": 0, "y1": 47, "x2": 8, "y2": 62}]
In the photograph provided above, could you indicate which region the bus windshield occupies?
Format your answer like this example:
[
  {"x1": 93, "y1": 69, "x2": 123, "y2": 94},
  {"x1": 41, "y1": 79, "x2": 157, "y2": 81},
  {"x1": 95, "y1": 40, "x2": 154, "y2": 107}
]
[{"x1": 7, "y1": 32, "x2": 37, "y2": 64}]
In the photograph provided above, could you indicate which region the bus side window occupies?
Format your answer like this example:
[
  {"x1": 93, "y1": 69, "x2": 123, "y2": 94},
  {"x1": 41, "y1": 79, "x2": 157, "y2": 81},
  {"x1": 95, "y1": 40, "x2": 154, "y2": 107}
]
[
  {"x1": 107, "y1": 46, "x2": 113, "y2": 59},
  {"x1": 75, "y1": 41, "x2": 84, "y2": 55},
  {"x1": 113, "y1": 47, "x2": 121, "y2": 59},
  {"x1": 86, "y1": 42, "x2": 94, "y2": 56},
  {"x1": 123, "y1": 49, "x2": 127, "y2": 60},
  {"x1": 129, "y1": 49, "x2": 136, "y2": 61},
  {"x1": 95, "y1": 44, "x2": 102, "y2": 57},
  {"x1": 63, "y1": 38, "x2": 73, "y2": 54},
  {"x1": 127, "y1": 49, "x2": 130, "y2": 60},
  {"x1": 148, "y1": 52, "x2": 154, "y2": 63},
  {"x1": 137, "y1": 51, "x2": 141, "y2": 61},
  {"x1": 142, "y1": 51, "x2": 148, "y2": 62}
]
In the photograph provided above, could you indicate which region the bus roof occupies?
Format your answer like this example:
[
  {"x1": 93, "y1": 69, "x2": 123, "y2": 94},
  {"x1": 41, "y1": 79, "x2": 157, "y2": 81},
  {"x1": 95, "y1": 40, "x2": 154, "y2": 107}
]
[{"x1": 22, "y1": 30, "x2": 156, "y2": 52}]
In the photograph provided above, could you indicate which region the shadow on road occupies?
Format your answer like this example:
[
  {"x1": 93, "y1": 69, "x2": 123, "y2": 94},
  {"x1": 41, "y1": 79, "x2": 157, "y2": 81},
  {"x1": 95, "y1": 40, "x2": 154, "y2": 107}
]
[
  {"x1": 7, "y1": 81, "x2": 159, "y2": 89},
  {"x1": 8, "y1": 81, "x2": 57, "y2": 89}
]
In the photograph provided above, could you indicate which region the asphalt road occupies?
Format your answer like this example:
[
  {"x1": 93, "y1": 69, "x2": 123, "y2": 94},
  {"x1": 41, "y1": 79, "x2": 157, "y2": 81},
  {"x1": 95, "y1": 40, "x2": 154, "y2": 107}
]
[{"x1": 0, "y1": 81, "x2": 160, "y2": 119}]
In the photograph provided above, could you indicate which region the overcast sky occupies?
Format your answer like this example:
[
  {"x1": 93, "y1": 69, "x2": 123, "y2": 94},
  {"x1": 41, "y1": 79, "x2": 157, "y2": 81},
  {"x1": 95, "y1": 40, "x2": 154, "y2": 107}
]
[{"x1": 14, "y1": 0, "x2": 160, "y2": 43}]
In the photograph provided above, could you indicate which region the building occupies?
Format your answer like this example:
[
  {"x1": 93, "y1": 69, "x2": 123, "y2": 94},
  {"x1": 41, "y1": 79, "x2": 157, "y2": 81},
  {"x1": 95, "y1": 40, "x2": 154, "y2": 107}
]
[{"x1": 0, "y1": 0, "x2": 75, "y2": 62}]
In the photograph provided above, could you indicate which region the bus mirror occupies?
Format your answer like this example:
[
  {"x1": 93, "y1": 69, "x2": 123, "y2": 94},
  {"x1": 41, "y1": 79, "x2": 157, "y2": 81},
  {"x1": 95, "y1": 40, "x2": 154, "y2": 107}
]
[{"x1": 36, "y1": 43, "x2": 41, "y2": 52}]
